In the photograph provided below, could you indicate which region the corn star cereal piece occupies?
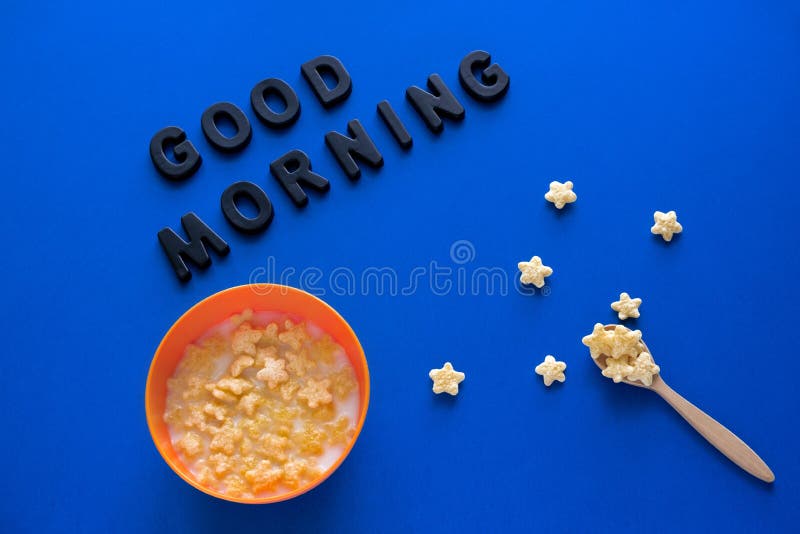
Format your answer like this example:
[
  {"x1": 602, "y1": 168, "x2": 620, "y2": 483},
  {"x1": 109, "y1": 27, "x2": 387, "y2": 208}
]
[
  {"x1": 245, "y1": 460, "x2": 284, "y2": 493},
  {"x1": 602, "y1": 356, "x2": 635, "y2": 383},
  {"x1": 285, "y1": 350, "x2": 316, "y2": 377},
  {"x1": 255, "y1": 345, "x2": 278, "y2": 367},
  {"x1": 261, "y1": 322, "x2": 279, "y2": 342},
  {"x1": 203, "y1": 402, "x2": 227, "y2": 422},
  {"x1": 210, "y1": 388, "x2": 237, "y2": 404},
  {"x1": 237, "y1": 392, "x2": 262, "y2": 417},
  {"x1": 582, "y1": 323, "x2": 613, "y2": 359},
  {"x1": 534, "y1": 355, "x2": 567, "y2": 386},
  {"x1": 163, "y1": 402, "x2": 184, "y2": 427},
  {"x1": 330, "y1": 367, "x2": 357, "y2": 400},
  {"x1": 242, "y1": 413, "x2": 271, "y2": 440},
  {"x1": 608, "y1": 325, "x2": 642, "y2": 360},
  {"x1": 256, "y1": 357, "x2": 289, "y2": 388},
  {"x1": 230, "y1": 308, "x2": 254, "y2": 327},
  {"x1": 283, "y1": 459, "x2": 313, "y2": 488},
  {"x1": 325, "y1": 416, "x2": 354, "y2": 446},
  {"x1": 297, "y1": 378, "x2": 333, "y2": 409},
  {"x1": 544, "y1": 180, "x2": 577, "y2": 209},
  {"x1": 611, "y1": 292, "x2": 642, "y2": 320},
  {"x1": 429, "y1": 362, "x2": 465, "y2": 395},
  {"x1": 651, "y1": 210, "x2": 683, "y2": 242},
  {"x1": 279, "y1": 322, "x2": 310, "y2": 351},
  {"x1": 208, "y1": 452, "x2": 236, "y2": 476},
  {"x1": 259, "y1": 434, "x2": 290, "y2": 463},
  {"x1": 224, "y1": 473, "x2": 249, "y2": 497},
  {"x1": 176, "y1": 431, "x2": 204, "y2": 457},
  {"x1": 183, "y1": 404, "x2": 207, "y2": 429},
  {"x1": 279, "y1": 381, "x2": 300, "y2": 401},
  {"x1": 271, "y1": 404, "x2": 301, "y2": 424},
  {"x1": 209, "y1": 422, "x2": 243, "y2": 455},
  {"x1": 518, "y1": 256, "x2": 553, "y2": 288},
  {"x1": 176, "y1": 375, "x2": 209, "y2": 402},
  {"x1": 626, "y1": 352, "x2": 660, "y2": 386},
  {"x1": 229, "y1": 355, "x2": 255, "y2": 377},
  {"x1": 231, "y1": 326, "x2": 263, "y2": 356},
  {"x1": 214, "y1": 377, "x2": 253, "y2": 396},
  {"x1": 295, "y1": 422, "x2": 326, "y2": 456},
  {"x1": 310, "y1": 334, "x2": 339, "y2": 366},
  {"x1": 196, "y1": 464, "x2": 217, "y2": 486}
]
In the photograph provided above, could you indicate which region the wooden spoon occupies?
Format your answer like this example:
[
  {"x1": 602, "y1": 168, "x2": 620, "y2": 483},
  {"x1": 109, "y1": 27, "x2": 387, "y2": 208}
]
[{"x1": 593, "y1": 325, "x2": 775, "y2": 483}]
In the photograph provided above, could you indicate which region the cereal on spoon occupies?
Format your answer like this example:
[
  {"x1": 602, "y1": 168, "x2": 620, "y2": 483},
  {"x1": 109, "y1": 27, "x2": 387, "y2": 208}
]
[{"x1": 582, "y1": 323, "x2": 660, "y2": 386}]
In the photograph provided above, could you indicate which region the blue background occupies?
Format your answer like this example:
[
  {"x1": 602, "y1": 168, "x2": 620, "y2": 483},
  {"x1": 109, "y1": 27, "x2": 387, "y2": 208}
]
[{"x1": 2, "y1": 0, "x2": 798, "y2": 532}]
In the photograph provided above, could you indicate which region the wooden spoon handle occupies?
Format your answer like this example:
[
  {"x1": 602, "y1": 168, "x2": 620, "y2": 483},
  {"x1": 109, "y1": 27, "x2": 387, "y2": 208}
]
[{"x1": 650, "y1": 378, "x2": 774, "y2": 482}]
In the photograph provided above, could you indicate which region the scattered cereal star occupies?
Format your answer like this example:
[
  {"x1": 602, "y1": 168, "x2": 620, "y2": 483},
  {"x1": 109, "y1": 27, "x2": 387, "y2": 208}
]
[
  {"x1": 534, "y1": 355, "x2": 567, "y2": 386},
  {"x1": 297, "y1": 378, "x2": 333, "y2": 408},
  {"x1": 544, "y1": 180, "x2": 577, "y2": 209},
  {"x1": 610, "y1": 292, "x2": 642, "y2": 320},
  {"x1": 256, "y1": 357, "x2": 289, "y2": 389},
  {"x1": 626, "y1": 352, "x2": 660, "y2": 386},
  {"x1": 429, "y1": 362, "x2": 465, "y2": 395},
  {"x1": 518, "y1": 256, "x2": 553, "y2": 288},
  {"x1": 651, "y1": 210, "x2": 683, "y2": 242}
]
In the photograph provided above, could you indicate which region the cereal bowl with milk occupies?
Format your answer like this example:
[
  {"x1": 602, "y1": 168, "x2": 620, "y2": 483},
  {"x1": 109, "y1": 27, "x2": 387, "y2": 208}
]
[{"x1": 145, "y1": 285, "x2": 369, "y2": 504}]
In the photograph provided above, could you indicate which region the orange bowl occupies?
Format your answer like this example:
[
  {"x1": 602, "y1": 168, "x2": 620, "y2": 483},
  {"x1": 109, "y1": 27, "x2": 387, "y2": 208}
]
[{"x1": 145, "y1": 284, "x2": 370, "y2": 504}]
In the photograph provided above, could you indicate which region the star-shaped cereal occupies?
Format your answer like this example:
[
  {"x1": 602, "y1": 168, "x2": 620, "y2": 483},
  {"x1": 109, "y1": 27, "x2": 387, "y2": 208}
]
[
  {"x1": 297, "y1": 378, "x2": 333, "y2": 408},
  {"x1": 544, "y1": 180, "x2": 577, "y2": 209},
  {"x1": 651, "y1": 210, "x2": 683, "y2": 242},
  {"x1": 610, "y1": 292, "x2": 642, "y2": 320},
  {"x1": 518, "y1": 256, "x2": 553, "y2": 288},
  {"x1": 229, "y1": 355, "x2": 255, "y2": 377},
  {"x1": 582, "y1": 323, "x2": 613, "y2": 359},
  {"x1": 607, "y1": 325, "x2": 642, "y2": 360},
  {"x1": 231, "y1": 326, "x2": 263, "y2": 356},
  {"x1": 534, "y1": 355, "x2": 567, "y2": 386},
  {"x1": 602, "y1": 357, "x2": 635, "y2": 383},
  {"x1": 255, "y1": 357, "x2": 289, "y2": 389},
  {"x1": 626, "y1": 352, "x2": 660, "y2": 386},
  {"x1": 429, "y1": 362, "x2": 465, "y2": 395}
]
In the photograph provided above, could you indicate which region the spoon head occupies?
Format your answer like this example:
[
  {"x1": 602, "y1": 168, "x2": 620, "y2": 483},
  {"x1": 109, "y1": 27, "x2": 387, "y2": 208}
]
[{"x1": 591, "y1": 324, "x2": 659, "y2": 388}]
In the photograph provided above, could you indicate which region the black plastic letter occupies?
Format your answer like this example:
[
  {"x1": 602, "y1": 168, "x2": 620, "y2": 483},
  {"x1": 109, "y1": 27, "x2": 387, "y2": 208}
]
[
  {"x1": 458, "y1": 50, "x2": 510, "y2": 102},
  {"x1": 405, "y1": 74, "x2": 465, "y2": 133},
  {"x1": 269, "y1": 149, "x2": 330, "y2": 207},
  {"x1": 157, "y1": 212, "x2": 230, "y2": 282},
  {"x1": 250, "y1": 78, "x2": 301, "y2": 128},
  {"x1": 200, "y1": 102, "x2": 252, "y2": 152},
  {"x1": 377, "y1": 100, "x2": 412, "y2": 149},
  {"x1": 220, "y1": 181, "x2": 274, "y2": 234},
  {"x1": 301, "y1": 55, "x2": 352, "y2": 108},
  {"x1": 324, "y1": 119, "x2": 384, "y2": 180},
  {"x1": 149, "y1": 126, "x2": 202, "y2": 181}
]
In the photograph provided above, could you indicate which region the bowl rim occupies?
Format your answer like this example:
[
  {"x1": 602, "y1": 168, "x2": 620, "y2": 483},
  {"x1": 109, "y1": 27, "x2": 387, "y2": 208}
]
[{"x1": 144, "y1": 283, "x2": 370, "y2": 504}]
